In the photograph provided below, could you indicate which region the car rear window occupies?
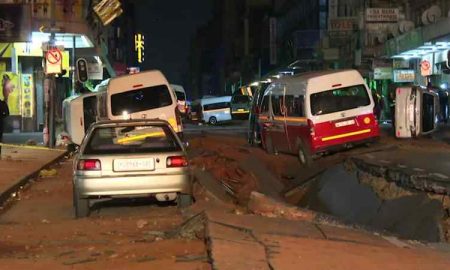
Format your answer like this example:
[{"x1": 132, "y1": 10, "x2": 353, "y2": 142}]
[
  {"x1": 111, "y1": 85, "x2": 173, "y2": 116},
  {"x1": 83, "y1": 124, "x2": 181, "y2": 155},
  {"x1": 310, "y1": 84, "x2": 370, "y2": 116}
]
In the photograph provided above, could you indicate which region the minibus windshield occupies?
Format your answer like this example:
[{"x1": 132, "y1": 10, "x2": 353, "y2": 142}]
[
  {"x1": 310, "y1": 84, "x2": 370, "y2": 116},
  {"x1": 422, "y1": 92, "x2": 435, "y2": 133}
]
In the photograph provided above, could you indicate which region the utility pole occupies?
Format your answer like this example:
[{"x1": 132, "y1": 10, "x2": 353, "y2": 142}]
[{"x1": 47, "y1": 0, "x2": 57, "y2": 148}]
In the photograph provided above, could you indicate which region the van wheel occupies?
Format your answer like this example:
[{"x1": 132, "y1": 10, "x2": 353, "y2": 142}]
[
  {"x1": 73, "y1": 187, "x2": 89, "y2": 218},
  {"x1": 297, "y1": 140, "x2": 313, "y2": 167},
  {"x1": 177, "y1": 194, "x2": 193, "y2": 208},
  {"x1": 209, "y1": 116, "x2": 218, "y2": 125}
]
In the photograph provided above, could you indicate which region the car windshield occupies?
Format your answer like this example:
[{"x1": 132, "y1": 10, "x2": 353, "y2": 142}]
[
  {"x1": 111, "y1": 85, "x2": 173, "y2": 116},
  {"x1": 83, "y1": 124, "x2": 181, "y2": 155},
  {"x1": 310, "y1": 84, "x2": 370, "y2": 116}
]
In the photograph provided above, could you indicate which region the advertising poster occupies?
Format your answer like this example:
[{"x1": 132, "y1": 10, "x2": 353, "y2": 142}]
[
  {"x1": 21, "y1": 74, "x2": 33, "y2": 118},
  {"x1": 0, "y1": 72, "x2": 21, "y2": 115}
]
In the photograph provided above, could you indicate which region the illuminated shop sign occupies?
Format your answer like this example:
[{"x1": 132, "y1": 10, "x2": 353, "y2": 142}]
[
  {"x1": 134, "y1": 33, "x2": 145, "y2": 64},
  {"x1": 393, "y1": 69, "x2": 415, "y2": 83}
]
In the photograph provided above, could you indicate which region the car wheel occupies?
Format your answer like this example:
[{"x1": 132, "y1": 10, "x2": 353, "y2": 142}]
[
  {"x1": 73, "y1": 187, "x2": 89, "y2": 218},
  {"x1": 209, "y1": 116, "x2": 218, "y2": 125},
  {"x1": 297, "y1": 140, "x2": 313, "y2": 167},
  {"x1": 177, "y1": 194, "x2": 193, "y2": 208}
]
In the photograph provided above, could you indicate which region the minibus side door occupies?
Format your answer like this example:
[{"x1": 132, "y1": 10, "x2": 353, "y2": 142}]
[{"x1": 270, "y1": 93, "x2": 290, "y2": 152}]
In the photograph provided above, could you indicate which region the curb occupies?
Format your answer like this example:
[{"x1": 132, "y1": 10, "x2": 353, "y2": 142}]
[{"x1": 0, "y1": 150, "x2": 68, "y2": 207}]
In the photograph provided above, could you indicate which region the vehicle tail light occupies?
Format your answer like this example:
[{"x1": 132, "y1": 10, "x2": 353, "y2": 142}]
[
  {"x1": 166, "y1": 156, "x2": 188, "y2": 168},
  {"x1": 77, "y1": 159, "x2": 101, "y2": 171},
  {"x1": 307, "y1": 119, "x2": 315, "y2": 136}
]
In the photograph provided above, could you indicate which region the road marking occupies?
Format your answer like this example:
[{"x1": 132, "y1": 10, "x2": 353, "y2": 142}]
[
  {"x1": 365, "y1": 154, "x2": 375, "y2": 159},
  {"x1": 430, "y1": 173, "x2": 449, "y2": 180},
  {"x1": 397, "y1": 164, "x2": 407, "y2": 169},
  {"x1": 413, "y1": 168, "x2": 425, "y2": 172}
]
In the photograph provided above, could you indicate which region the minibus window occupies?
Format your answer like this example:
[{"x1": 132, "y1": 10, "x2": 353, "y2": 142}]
[
  {"x1": 261, "y1": 95, "x2": 270, "y2": 113},
  {"x1": 204, "y1": 102, "x2": 230, "y2": 111},
  {"x1": 310, "y1": 84, "x2": 370, "y2": 116},
  {"x1": 111, "y1": 84, "x2": 173, "y2": 116},
  {"x1": 175, "y1": 91, "x2": 186, "y2": 101},
  {"x1": 285, "y1": 95, "x2": 304, "y2": 117},
  {"x1": 271, "y1": 95, "x2": 284, "y2": 116},
  {"x1": 422, "y1": 93, "x2": 435, "y2": 133}
]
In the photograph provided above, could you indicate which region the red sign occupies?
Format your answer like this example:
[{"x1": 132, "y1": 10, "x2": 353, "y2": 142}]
[{"x1": 46, "y1": 48, "x2": 62, "y2": 64}]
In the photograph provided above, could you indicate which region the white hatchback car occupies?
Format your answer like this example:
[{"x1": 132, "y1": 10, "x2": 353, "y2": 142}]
[{"x1": 73, "y1": 119, "x2": 193, "y2": 218}]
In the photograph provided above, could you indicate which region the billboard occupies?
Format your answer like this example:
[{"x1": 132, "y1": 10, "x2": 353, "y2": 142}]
[
  {"x1": 0, "y1": 72, "x2": 20, "y2": 115},
  {"x1": 0, "y1": 4, "x2": 31, "y2": 42}
]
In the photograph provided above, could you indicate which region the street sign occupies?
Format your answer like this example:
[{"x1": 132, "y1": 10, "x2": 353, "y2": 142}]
[
  {"x1": 420, "y1": 60, "x2": 432, "y2": 76},
  {"x1": 45, "y1": 48, "x2": 62, "y2": 74},
  {"x1": 41, "y1": 42, "x2": 64, "y2": 52},
  {"x1": 76, "y1": 58, "x2": 88, "y2": 83}
]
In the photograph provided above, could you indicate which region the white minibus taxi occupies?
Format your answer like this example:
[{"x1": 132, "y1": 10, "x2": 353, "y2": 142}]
[
  {"x1": 395, "y1": 86, "x2": 439, "y2": 138},
  {"x1": 196, "y1": 96, "x2": 232, "y2": 125},
  {"x1": 258, "y1": 69, "x2": 380, "y2": 165},
  {"x1": 63, "y1": 91, "x2": 101, "y2": 146},
  {"x1": 98, "y1": 70, "x2": 183, "y2": 135}
]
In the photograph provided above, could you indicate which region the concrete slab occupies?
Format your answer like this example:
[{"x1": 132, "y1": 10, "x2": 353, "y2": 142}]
[{"x1": 0, "y1": 145, "x2": 66, "y2": 205}]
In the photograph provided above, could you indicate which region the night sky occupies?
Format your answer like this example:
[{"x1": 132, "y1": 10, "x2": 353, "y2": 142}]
[{"x1": 133, "y1": 0, "x2": 213, "y2": 90}]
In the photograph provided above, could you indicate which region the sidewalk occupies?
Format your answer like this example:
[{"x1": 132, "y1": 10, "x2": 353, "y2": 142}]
[
  {"x1": 0, "y1": 144, "x2": 67, "y2": 205},
  {"x1": 205, "y1": 209, "x2": 450, "y2": 270}
]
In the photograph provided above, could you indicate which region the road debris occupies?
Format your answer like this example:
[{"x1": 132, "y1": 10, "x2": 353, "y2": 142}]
[
  {"x1": 248, "y1": 192, "x2": 316, "y2": 222},
  {"x1": 39, "y1": 169, "x2": 57, "y2": 178}
]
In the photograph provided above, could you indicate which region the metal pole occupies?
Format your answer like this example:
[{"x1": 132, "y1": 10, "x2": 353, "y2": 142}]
[
  {"x1": 48, "y1": 0, "x2": 56, "y2": 148},
  {"x1": 72, "y1": 35, "x2": 76, "y2": 96}
]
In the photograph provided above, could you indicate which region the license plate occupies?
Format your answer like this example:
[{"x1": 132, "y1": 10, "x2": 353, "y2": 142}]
[
  {"x1": 238, "y1": 109, "x2": 244, "y2": 112},
  {"x1": 335, "y1": 119, "x2": 355, "y2": 127},
  {"x1": 114, "y1": 158, "x2": 155, "y2": 172}
]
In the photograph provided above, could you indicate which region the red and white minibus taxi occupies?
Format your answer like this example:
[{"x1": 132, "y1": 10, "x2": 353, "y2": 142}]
[{"x1": 258, "y1": 69, "x2": 380, "y2": 165}]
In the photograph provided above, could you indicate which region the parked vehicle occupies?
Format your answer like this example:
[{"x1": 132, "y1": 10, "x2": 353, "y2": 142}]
[
  {"x1": 194, "y1": 96, "x2": 232, "y2": 125},
  {"x1": 170, "y1": 84, "x2": 188, "y2": 115},
  {"x1": 62, "y1": 91, "x2": 102, "y2": 146},
  {"x1": 395, "y1": 86, "x2": 439, "y2": 138},
  {"x1": 248, "y1": 80, "x2": 271, "y2": 145},
  {"x1": 259, "y1": 70, "x2": 379, "y2": 165},
  {"x1": 72, "y1": 119, "x2": 193, "y2": 218},
  {"x1": 97, "y1": 70, "x2": 183, "y2": 135},
  {"x1": 231, "y1": 94, "x2": 252, "y2": 119}
]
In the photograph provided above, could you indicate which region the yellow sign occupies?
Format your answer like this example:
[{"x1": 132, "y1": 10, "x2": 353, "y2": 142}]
[
  {"x1": 0, "y1": 43, "x2": 12, "y2": 58},
  {"x1": 21, "y1": 74, "x2": 34, "y2": 118},
  {"x1": 135, "y1": 33, "x2": 145, "y2": 63},
  {"x1": 0, "y1": 72, "x2": 21, "y2": 116}
]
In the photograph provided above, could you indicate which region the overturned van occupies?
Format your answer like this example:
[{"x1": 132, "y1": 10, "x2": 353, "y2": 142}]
[
  {"x1": 395, "y1": 86, "x2": 439, "y2": 138},
  {"x1": 258, "y1": 69, "x2": 380, "y2": 165}
]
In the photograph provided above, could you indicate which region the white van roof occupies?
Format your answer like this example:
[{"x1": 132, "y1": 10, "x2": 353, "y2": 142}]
[
  {"x1": 200, "y1": 96, "x2": 231, "y2": 105},
  {"x1": 108, "y1": 70, "x2": 169, "y2": 93},
  {"x1": 272, "y1": 69, "x2": 365, "y2": 96}
]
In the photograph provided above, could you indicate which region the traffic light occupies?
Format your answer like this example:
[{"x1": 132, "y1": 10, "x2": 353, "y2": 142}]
[{"x1": 76, "y1": 58, "x2": 88, "y2": 83}]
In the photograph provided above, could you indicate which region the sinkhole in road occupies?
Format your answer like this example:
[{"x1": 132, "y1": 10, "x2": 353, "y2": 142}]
[{"x1": 294, "y1": 164, "x2": 448, "y2": 243}]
